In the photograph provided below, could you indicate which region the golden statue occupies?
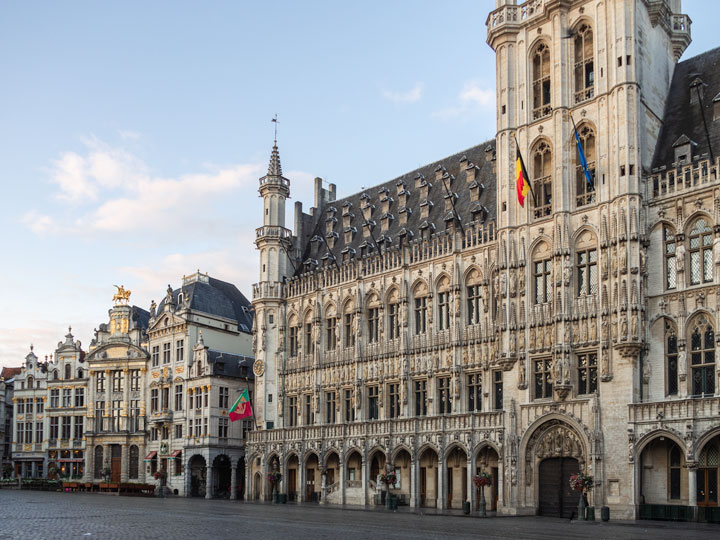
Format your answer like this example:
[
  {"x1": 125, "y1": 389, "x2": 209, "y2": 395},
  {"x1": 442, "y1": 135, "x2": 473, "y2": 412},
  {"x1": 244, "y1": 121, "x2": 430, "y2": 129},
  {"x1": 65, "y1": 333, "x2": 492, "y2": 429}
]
[{"x1": 112, "y1": 284, "x2": 132, "y2": 305}]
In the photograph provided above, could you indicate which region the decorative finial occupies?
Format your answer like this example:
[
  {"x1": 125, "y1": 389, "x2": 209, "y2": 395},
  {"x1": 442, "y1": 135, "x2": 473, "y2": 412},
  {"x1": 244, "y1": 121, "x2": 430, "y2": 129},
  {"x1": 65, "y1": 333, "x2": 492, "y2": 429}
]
[
  {"x1": 30, "y1": 343, "x2": 34, "y2": 352},
  {"x1": 272, "y1": 114, "x2": 279, "y2": 143}
]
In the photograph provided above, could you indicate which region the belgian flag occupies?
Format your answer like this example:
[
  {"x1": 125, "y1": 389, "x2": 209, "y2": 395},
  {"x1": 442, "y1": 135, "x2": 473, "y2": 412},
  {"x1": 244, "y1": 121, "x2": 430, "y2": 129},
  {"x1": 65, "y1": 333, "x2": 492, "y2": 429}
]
[{"x1": 514, "y1": 138, "x2": 534, "y2": 208}]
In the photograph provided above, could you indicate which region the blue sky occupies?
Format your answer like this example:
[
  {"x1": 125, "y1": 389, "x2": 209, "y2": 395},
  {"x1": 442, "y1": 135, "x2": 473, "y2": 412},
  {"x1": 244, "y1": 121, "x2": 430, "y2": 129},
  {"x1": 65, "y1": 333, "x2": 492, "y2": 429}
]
[{"x1": 1, "y1": 1, "x2": 718, "y2": 367}]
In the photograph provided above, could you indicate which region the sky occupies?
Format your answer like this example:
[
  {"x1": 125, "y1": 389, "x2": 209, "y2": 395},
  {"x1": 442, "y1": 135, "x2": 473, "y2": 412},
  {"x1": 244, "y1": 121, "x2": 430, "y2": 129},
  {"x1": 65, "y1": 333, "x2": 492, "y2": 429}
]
[{"x1": 1, "y1": 1, "x2": 718, "y2": 368}]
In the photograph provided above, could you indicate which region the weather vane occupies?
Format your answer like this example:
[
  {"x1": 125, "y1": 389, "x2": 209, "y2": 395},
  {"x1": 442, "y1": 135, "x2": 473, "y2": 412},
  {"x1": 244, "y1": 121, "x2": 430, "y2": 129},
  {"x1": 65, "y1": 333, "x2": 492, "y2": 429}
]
[{"x1": 272, "y1": 114, "x2": 279, "y2": 142}]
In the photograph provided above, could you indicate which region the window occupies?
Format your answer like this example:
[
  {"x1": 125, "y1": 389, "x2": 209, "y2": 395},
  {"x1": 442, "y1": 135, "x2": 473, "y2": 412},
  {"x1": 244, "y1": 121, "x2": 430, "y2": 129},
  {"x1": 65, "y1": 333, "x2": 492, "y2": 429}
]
[
  {"x1": 534, "y1": 358, "x2": 553, "y2": 399},
  {"x1": 534, "y1": 259, "x2": 552, "y2": 304},
  {"x1": 111, "y1": 400, "x2": 121, "y2": 431},
  {"x1": 344, "y1": 311, "x2": 355, "y2": 348},
  {"x1": 152, "y1": 346, "x2": 159, "y2": 367},
  {"x1": 467, "y1": 373, "x2": 482, "y2": 412},
  {"x1": 61, "y1": 417, "x2": 71, "y2": 440},
  {"x1": 129, "y1": 445, "x2": 139, "y2": 479},
  {"x1": 36, "y1": 421, "x2": 43, "y2": 444},
  {"x1": 437, "y1": 377, "x2": 451, "y2": 414},
  {"x1": 25, "y1": 422, "x2": 33, "y2": 444},
  {"x1": 94, "y1": 401, "x2": 104, "y2": 432},
  {"x1": 62, "y1": 388, "x2": 72, "y2": 408},
  {"x1": 203, "y1": 418, "x2": 208, "y2": 436},
  {"x1": 175, "y1": 384, "x2": 184, "y2": 411},
  {"x1": 666, "y1": 323, "x2": 678, "y2": 395},
  {"x1": 326, "y1": 316, "x2": 337, "y2": 351},
  {"x1": 162, "y1": 425, "x2": 170, "y2": 439},
  {"x1": 175, "y1": 424, "x2": 183, "y2": 439},
  {"x1": 161, "y1": 387, "x2": 169, "y2": 410},
  {"x1": 388, "y1": 302, "x2": 400, "y2": 339},
  {"x1": 414, "y1": 380, "x2": 427, "y2": 416},
  {"x1": 664, "y1": 227, "x2": 677, "y2": 290},
  {"x1": 218, "y1": 417, "x2": 228, "y2": 440},
  {"x1": 574, "y1": 124, "x2": 596, "y2": 206},
  {"x1": 195, "y1": 388, "x2": 202, "y2": 410},
  {"x1": 176, "y1": 339, "x2": 184, "y2": 363},
  {"x1": 130, "y1": 369, "x2": 140, "y2": 391},
  {"x1": 388, "y1": 383, "x2": 400, "y2": 418},
  {"x1": 163, "y1": 342, "x2": 171, "y2": 364},
  {"x1": 50, "y1": 389, "x2": 59, "y2": 408},
  {"x1": 532, "y1": 140, "x2": 552, "y2": 218},
  {"x1": 574, "y1": 23, "x2": 594, "y2": 103},
  {"x1": 74, "y1": 388, "x2": 84, "y2": 408},
  {"x1": 151, "y1": 388, "x2": 159, "y2": 412},
  {"x1": 414, "y1": 296, "x2": 428, "y2": 334},
  {"x1": 64, "y1": 364, "x2": 72, "y2": 380},
  {"x1": 577, "y1": 248, "x2": 598, "y2": 296},
  {"x1": 194, "y1": 418, "x2": 201, "y2": 437},
  {"x1": 493, "y1": 371, "x2": 503, "y2": 410},
  {"x1": 50, "y1": 417, "x2": 59, "y2": 440},
  {"x1": 96, "y1": 372, "x2": 106, "y2": 393},
  {"x1": 669, "y1": 444, "x2": 682, "y2": 500},
  {"x1": 690, "y1": 318, "x2": 715, "y2": 396},
  {"x1": 27, "y1": 375, "x2": 33, "y2": 387},
  {"x1": 129, "y1": 400, "x2": 140, "y2": 432},
  {"x1": 288, "y1": 396, "x2": 297, "y2": 427},
  {"x1": 219, "y1": 387, "x2": 229, "y2": 409},
  {"x1": 36, "y1": 398, "x2": 44, "y2": 414},
  {"x1": 532, "y1": 42, "x2": 551, "y2": 119},
  {"x1": 304, "y1": 321, "x2": 313, "y2": 355},
  {"x1": 325, "y1": 391, "x2": 336, "y2": 424},
  {"x1": 203, "y1": 387, "x2": 208, "y2": 408},
  {"x1": 689, "y1": 218, "x2": 713, "y2": 285},
  {"x1": 367, "y1": 385, "x2": 379, "y2": 420},
  {"x1": 112, "y1": 370, "x2": 123, "y2": 392},
  {"x1": 467, "y1": 284, "x2": 481, "y2": 325},
  {"x1": 74, "y1": 416, "x2": 83, "y2": 439},
  {"x1": 289, "y1": 325, "x2": 299, "y2": 356},
  {"x1": 344, "y1": 389, "x2": 354, "y2": 423},
  {"x1": 17, "y1": 398, "x2": 25, "y2": 414},
  {"x1": 26, "y1": 399, "x2": 33, "y2": 414},
  {"x1": 94, "y1": 446, "x2": 104, "y2": 479},
  {"x1": 437, "y1": 291, "x2": 450, "y2": 331},
  {"x1": 577, "y1": 352, "x2": 598, "y2": 394},
  {"x1": 151, "y1": 427, "x2": 159, "y2": 441},
  {"x1": 368, "y1": 307, "x2": 380, "y2": 343},
  {"x1": 304, "y1": 394, "x2": 313, "y2": 425}
]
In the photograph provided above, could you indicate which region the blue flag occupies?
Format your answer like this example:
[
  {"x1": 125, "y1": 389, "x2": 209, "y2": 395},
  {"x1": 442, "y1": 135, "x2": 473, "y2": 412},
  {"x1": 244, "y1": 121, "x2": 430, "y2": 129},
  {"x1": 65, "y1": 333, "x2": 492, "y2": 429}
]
[{"x1": 573, "y1": 121, "x2": 594, "y2": 188}]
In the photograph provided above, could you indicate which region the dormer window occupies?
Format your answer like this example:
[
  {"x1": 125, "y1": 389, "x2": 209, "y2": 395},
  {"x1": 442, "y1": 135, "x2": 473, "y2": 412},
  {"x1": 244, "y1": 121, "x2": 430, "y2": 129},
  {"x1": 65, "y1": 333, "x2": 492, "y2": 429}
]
[
  {"x1": 362, "y1": 220, "x2": 376, "y2": 238},
  {"x1": 469, "y1": 181, "x2": 484, "y2": 202},
  {"x1": 414, "y1": 173, "x2": 425, "y2": 189},
  {"x1": 399, "y1": 206, "x2": 412, "y2": 225},
  {"x1": 344, "y1": 226, "x2": 356, "y2": 244},
  {"x1": 381, "y1": 213, "x2": 394, "y2": 231},
  {"x1": 420, "y1": 199, "x2": 433, "y2": 219},
  {"x1": 673, "y1": 134, "x2": 696, "y2": 165}
]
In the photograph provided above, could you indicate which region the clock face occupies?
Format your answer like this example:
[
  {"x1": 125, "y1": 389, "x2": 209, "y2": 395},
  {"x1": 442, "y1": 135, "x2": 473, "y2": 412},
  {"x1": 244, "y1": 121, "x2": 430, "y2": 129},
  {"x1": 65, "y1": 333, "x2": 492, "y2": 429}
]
[{"x1": 253, "y1": 359, "x2": 265, "y2": 377}]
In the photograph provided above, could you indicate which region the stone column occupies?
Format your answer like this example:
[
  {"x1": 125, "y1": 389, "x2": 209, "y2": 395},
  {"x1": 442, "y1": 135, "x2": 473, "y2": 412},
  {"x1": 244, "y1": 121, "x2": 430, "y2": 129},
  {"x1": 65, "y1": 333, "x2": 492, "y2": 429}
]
[
  {"x1": 230, "y1": 461, "x2": 238, "y2": 500},
  {"x1": 245, "y1": 459, "x2": 251, "y2": 500},
  {"x1": 497, "y1": 458, "x2": 504, "y2": 510},
  {"x1": 437, "y1": 454, "x2": 445, "y2": 510},
  {"x1": 205, "y1": 462, "x2": 213, "y2": 499},
  {"x1": 688, "y1": 463, "x2": 698, "y2": 507},
  {"x1": 467, "y1": 457, "x2": 474, "y2": 509},
  {"x1": 104, "y1": 444, "x2": 112, "y2": 480},
  {"x1": 340, "y1": 455, "x2": 346, "y2": 505},
  {"x1": 85, "y1": 443, "x2": 95, "y2": 483},
  {"x1": 361, "y1": 453, "x2": 368, "y2": 507},
  {"x1": 120, "y1": 445, "x2": 129, "y2": 483},
  {"x1": 185, "y1": 459, "x2": 192, "y2": 497},
  {"x1": 410, "y1": 457, "x2": 418, "y2": 509},
  {"x1": 298, "y1": 459, "x2": 306, "y2": 502}
]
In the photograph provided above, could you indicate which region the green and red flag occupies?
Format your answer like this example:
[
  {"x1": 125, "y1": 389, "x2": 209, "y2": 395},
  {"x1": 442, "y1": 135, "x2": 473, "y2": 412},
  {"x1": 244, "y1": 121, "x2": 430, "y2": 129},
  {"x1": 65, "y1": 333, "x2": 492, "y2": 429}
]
[{"x1": 229, "y1": 387, "x2": 253, "y2": 422}]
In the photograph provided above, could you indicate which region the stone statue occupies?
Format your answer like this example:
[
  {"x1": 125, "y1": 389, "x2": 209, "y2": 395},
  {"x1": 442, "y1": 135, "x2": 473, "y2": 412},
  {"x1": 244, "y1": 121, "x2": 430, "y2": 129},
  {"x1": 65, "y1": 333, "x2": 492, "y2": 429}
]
[
  {"x1": 676, "y1": 243, "x2": 686, "y2": 273},
  {"x1": 714, "y1": 237, "x2": 720, "y2": 266},
  {"x1": 519, "y1": 360, "x2": 526, "y2": 387},
  {"x1": 149, "y1": 300, "x2": 157, "y2": 318},
  {"x1": 166, "y1": 284, "x2": 173, "y2": 302}
]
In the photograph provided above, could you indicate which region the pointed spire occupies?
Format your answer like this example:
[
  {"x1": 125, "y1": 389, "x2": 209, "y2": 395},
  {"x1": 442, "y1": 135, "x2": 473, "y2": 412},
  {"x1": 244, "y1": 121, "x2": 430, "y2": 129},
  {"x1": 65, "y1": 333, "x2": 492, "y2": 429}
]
[{"x1": 267, "y1": 141, "x2": 283, "y2": 177}]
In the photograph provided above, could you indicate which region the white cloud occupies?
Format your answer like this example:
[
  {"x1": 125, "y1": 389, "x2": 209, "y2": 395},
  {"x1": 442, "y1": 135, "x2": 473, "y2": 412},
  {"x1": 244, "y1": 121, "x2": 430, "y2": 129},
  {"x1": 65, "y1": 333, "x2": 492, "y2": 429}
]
[
  {"x1": 118, "y1": 130, "x2": 141, "y2": 140},
  {"x1": 382, "y1": 82, "x2": 423, "y2": 104},
  {"x1": 21, "y1": 210, "x2": 55, "y2": 235},
  {"x1": 433, "y1": 81, "x2": 495, "y2": 120}
]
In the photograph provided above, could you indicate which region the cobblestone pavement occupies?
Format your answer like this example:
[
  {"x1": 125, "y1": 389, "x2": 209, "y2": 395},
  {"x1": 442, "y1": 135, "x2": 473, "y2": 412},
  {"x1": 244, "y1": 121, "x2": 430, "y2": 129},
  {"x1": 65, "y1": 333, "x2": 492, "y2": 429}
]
[{"x1": 1, "y1": 490, "x2": 718, "y2": 540}]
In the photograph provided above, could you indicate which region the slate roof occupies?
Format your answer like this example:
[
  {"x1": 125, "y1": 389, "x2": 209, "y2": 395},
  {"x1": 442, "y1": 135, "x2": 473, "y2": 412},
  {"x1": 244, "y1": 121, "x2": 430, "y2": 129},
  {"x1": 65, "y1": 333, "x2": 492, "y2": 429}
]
[
  {"x1": 131, "y1": 306, "x2": 150, "y2": 330},
  {"x1": 157, "y1": 277, "x2": 254, "y2": 333},
  {"x1": 207, "y1": 350, "x2": 254, "y2": 379},
  {"x1": 652, "y1": 46, "x2": 720, "y2": 169},
  {"x1": 297, "y1": 140, "x2": 497, "y2": 272}
]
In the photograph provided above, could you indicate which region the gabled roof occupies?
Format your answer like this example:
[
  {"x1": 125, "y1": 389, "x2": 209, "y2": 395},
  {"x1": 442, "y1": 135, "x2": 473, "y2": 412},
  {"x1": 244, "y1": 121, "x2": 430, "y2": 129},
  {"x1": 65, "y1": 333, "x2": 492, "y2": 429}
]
[
  {"x1": 1, "y1": 366, "x2": 22, "y2": 380},
  {"x1": 652, "y1": 47, "x2": 720, "y2": 169},
  {"x1": 207, "y1": 350, "x2": 254, "y2": 379}
]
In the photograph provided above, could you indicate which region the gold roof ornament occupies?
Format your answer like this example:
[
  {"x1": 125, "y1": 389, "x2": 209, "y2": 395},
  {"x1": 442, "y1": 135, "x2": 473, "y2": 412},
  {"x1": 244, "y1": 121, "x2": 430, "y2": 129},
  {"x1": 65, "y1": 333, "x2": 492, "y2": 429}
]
[{"x1": 112, "y1": 284, "x2": 131, "y2": 305}]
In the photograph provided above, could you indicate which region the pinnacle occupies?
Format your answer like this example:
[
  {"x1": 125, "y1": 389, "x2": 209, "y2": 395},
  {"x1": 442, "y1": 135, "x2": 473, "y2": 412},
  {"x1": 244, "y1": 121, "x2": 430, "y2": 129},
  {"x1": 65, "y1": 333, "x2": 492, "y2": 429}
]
[{"x1": 267, "y1": 141, "x2": 283, "y2": 177}]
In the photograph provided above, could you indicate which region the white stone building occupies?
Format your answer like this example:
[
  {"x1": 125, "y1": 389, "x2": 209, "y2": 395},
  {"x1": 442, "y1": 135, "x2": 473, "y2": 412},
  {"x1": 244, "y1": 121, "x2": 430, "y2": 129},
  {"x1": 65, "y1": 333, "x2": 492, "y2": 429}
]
[
  {"x1": 12, "y1": 349, "x2": 49, "y2": 478},
  {"x1": 247, "y1": 0, "x2": 720, "y2": 522}
]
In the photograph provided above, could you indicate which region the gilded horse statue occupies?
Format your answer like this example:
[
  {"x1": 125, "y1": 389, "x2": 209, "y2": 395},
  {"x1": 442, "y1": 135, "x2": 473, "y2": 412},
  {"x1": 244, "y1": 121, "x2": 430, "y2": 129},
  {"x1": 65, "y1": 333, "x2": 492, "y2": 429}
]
[{"x1": 112, "y1": 285, "x2": 132, "y2": 305}]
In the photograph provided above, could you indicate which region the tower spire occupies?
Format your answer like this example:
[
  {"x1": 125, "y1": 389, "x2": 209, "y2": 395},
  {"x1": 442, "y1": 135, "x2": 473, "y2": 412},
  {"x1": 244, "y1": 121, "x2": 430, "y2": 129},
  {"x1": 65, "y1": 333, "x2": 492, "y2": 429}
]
[{"x1": 267, "y1": 140, "x2": 283, "y2": 178}]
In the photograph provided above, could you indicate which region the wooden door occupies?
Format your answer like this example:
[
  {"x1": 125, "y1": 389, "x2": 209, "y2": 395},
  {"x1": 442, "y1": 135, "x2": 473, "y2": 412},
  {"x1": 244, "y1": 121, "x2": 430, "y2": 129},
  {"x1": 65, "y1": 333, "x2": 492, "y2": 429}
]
[
  {"x1": 288, "y1": 468, "x2": 297, "y2": 501},
  {"x1": 306, "y1": 468, "x2": 315, "y2": 501},
  {"x1": 447, "y1": 467, "x2": 453, "y2": 508},
  {"x1": 420, "y1": 467, "x2": 427, "y2": 507},
  {"x1": 698, "y1": 468, "x2": 718, "y2": 506},
  {"x1": 111, "y1": 445, "x2": 122, "y2": 483},
  {"x1": 491, "y1": 467, "x2": 499, "y2": 511},
  {"x1": 462, "y1": 467, "x2": 467, "y2": 506},
  {"x1": 538, "y1": 458, "x2": 579, "y2": 518}
]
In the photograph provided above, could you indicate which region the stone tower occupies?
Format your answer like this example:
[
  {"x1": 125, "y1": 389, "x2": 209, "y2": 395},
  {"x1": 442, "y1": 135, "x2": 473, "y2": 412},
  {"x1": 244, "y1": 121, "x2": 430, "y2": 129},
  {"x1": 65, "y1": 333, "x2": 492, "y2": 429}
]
[{"x1": 252, "y1": 141, "x2": 293, "y2": 429}]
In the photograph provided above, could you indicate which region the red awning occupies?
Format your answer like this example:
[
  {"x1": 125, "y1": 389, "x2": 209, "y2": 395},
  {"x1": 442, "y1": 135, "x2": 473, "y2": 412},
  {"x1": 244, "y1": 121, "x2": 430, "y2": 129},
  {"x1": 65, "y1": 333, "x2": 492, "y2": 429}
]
[
  {"x1": 143, "y1": 451, "x2": 157, "y2": 462},
  {"x1": 168, "y1": 450, "x2": 182, "y2": 459}
]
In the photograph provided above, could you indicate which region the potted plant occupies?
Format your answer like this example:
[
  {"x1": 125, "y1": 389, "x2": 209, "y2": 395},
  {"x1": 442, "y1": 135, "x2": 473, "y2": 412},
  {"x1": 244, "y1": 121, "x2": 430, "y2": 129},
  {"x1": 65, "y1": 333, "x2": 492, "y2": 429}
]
[
  {"x1": 379, "y1": 471, "x2": 397, "y2": 510},
  {"x1": 266, "y1": 471, "x2": 282, "y2": 503},
  {"x1": 473, "y1": 471, "x2": 492, "y2": 517},
  {"x1": 569, "y1": 472, "x2": 594, "y2": 520}
]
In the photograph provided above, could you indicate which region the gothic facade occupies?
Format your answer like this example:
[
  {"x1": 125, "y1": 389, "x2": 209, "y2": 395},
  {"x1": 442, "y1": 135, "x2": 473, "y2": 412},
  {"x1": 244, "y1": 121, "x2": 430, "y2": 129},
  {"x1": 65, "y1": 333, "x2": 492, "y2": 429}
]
[{"x1": 247, "y1": 0, "x2": 720, "y2": 520}]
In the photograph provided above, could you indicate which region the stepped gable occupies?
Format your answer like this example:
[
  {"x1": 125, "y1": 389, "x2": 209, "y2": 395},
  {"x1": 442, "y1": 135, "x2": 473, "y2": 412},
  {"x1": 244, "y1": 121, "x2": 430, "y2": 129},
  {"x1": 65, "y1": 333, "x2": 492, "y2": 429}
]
[
  {"x1": 297, "y1": 139, "x2": 496, "y2": 273},
  {"x1": 652, "y1": 46, "x2": 720, "y2": 169}
]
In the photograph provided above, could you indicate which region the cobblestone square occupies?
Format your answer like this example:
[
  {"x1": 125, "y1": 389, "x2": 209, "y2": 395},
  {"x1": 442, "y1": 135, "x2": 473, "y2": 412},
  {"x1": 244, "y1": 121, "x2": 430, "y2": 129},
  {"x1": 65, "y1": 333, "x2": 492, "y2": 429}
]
[{"x1": 1, "y1": 490, "x2": 718, "y2": 540}]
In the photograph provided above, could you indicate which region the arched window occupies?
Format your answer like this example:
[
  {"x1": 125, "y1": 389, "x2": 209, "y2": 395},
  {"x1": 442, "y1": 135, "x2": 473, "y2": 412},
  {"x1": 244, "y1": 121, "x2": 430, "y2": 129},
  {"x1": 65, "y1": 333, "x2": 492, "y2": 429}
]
[
  {"x1": 689, "y1": 218, "x2": 713, "y2": 285},
  {"x1": 532, "y1": 42, "x2": 551, "y2": 119},
  {"x1": 94, "y1": 446, "x2": 104, "y2": 479},
  {"x1": 666, "y1": 321, "x2": 679, "y2": 396},
  {"x1": 387, "y1": 289, "x2": 400, "y2": 340},
  {"x1": 27, "y1": 376, "x2": 33, "y2": 388},
  {"x1": 129, "y1": 445, "x2": 139, "y2": 479},
  {"x1": 575, "y1": 124, "x2": 596, "y2": 207},
  {"x1": 436, "y1": 276, "x2": 451, "y2": 331},
  {"x1": 77, "y1": 368, "x2": 83, "y2": 379},
  {"x1": 53, "y1": 370, "x2": 59, "y2": 381},
  {"x1": 325, "y1": 304, "x2": 337, "y2": 352},
  {"x1": 413, "y1": 282, "x2": 429, "y2": 335},
  {"x1": 669, "y1": 443, "x2": 682, "y2": 500},
  {"x1": 690, "y1": 316, "x2": 715, "y2": 396},
  {"x1": 532, "y1": 141, "x2": 552, "y2": 218},
  {"x1": 366, "y1": 294, "x2": 380, "y2": 343},
  {"x1": 64, "y1": 364, "x2": 72, "y2": 380},
  {"x1": 343, "y1": 302, "x2": 355, "y2": 348},
  {"x1": 303, "y1": 311, "x2": 314, "y2": 356},
  {"x1": 533, "y1": 241, "x2": 552, "y2": 305},
  {"x1": 288, "y1": 315, "x2": 299, "y2": 357},
  {"x1": 664, "y1": 226, "x2": 677, "y2": 290},
  {"x1": 575, "y1": 229, "x2": 598, "y2": 296},
  {"x1": 574, "y1": 23, "x2": 594, "y2": 103},
  {"x1": 466, "y1": 269, "x2": 482, "y2": 326}
]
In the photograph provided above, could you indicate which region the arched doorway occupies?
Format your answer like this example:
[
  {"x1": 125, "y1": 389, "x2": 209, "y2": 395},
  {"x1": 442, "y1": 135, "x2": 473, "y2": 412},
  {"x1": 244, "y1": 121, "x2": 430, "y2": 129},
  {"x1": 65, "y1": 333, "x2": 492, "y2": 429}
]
[
  {"x1": 110, "y1": 445, "x2": 121, "y2": 483},
  {"x1": 213, "y1": 455, "x2": 232, "y2": 498},
  {"x1": 446, "y1": 446, "x2": 468, "y2": 509},
  {"x1": 286, "y1": 454, "x2": 299, "y2": 501},
  {"x1": 637, "y1": 436, "x2": 686, "y2": 506},
  {"x1": 697, "y1": 435, "x2": 719, "y2": 508},
  {"x1": 369, "y1": 450, "x2": 387, "y2": 505},
  {"x1": 325, "y1": 451, "x2": 340, "y2": 497},
  {"x1": 524, "y1": 418, "x2": 586, "y2": 518},
  {"x1": 253, "y1": 471, "x2": 262, "y2": 500},
  {"x1": 236, "y1": 457, "x2": 245, "y2": 500},
  {"x1": 418, "y1": 447, "x2": 438, "y2": 508},
  {"x1": 188, "y1": 455, "x2": 206, "y2": 497},
  {"x1": 305, "y1": 453, "x2": 320, "y2": 502},
  {"x1": 393, "y1": 448, "x2": 412, "y2": 505},
  {"x1": 476, "y1": 446, "x2": 500, "y2": 511}
]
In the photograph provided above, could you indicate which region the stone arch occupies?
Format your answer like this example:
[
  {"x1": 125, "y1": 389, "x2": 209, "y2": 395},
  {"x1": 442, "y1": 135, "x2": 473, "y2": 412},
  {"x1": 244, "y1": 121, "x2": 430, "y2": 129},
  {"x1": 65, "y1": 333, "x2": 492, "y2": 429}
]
[
  {"x1": 463, "y1": 265, "x2": 483, "y2": 285},
  {"x1": 411, "y1": 278, "x2": 429, "y2": 297},
  {"x1": 684, "y1": 309, "x2": 714, "y2": 338},
  {"x1": 385, "y1": 285, "x2": 400, "y2": 304},
  {"x1": 472, "y1": 440, "x2": 502, "y2": 460},
  {"x1": 683, "y1": 211, "x2": 714, "y2": 235},
  {"x1": 365, "y1": 290, "x2": 381, "y2": 309},
  {"x1": 694, "y1": 425, "x2": 720, "y2": 460},
  {"x1": 443, "y1": 441, "x2": 470, "y2": 460},
  {"x1": 303, "y1": 449, "x2": 320, "y2": 466},
  {"x1": 213, "y1": 454, "x2": 232, "y2": 498},
  {"x1": 435, "y1": 272, "x2": 451, "y2": 291},
  {"x1": 529, "y1": 237, "x2": 552, "y2": 260},
  {"x1": 572, "y1": 225, "x2": 598, "y2": 248},
  {"x1": 324, "y1": 301, "x2": 337, "y2": 318},
  {"x1": 417, "y1": 441, "x2": 441, "y2": 458},
  {"x1": 391, "y1": 444, "x2": 414, "y2": 463},
  {"x1": 188, "y1": 454, "x2": 207, "y2": 497},
  {"x1": 634, "y1": 429, "x2": 687, "y2": 461}
]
